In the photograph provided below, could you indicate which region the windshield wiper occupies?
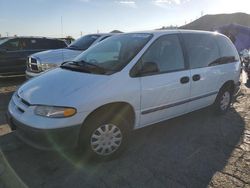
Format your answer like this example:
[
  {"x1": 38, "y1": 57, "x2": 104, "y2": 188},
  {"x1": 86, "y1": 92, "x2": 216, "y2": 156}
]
[
  {"x1": 75, "y1": 60, "x2": 110, "y2": 74},
  {"x1": 60, "y1": 62, "x2": 91, "y2": 73},
  {"x1": 61, "y1": 60, "x2": 108, "y2": 74}
]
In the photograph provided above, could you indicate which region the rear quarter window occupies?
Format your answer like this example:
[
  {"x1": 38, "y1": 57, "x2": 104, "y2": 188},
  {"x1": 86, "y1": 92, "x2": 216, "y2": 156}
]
[{"x1": 216, "y1": 35, "x2": 240, "y2": 62}]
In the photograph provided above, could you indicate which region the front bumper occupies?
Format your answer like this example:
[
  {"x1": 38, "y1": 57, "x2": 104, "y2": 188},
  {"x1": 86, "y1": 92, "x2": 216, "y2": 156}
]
[{"x1": 6, "y1": 110, "x2": 81, "y2": 150}]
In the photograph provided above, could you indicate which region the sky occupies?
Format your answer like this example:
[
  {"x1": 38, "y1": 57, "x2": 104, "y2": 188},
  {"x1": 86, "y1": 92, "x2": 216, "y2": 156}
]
[{"x1": 0, "y1": 0, "x2": 250, "y2": 39}]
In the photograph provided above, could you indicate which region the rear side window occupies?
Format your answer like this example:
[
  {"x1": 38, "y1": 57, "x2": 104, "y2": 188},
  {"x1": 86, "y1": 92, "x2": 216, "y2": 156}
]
[
  {"x1": 25, "y1": 39, "x2": 66, "y2": 50},
  {"x1": 25, "y1": 39, "x2": 41, "y2": 50},
  {"x1": 46, "y1": 39, "x2": 67, "y2": 49},
  {"x1": 182, "y1": 33, "x2": 220, "y2": 69},
  {"x1": 216, "y1": 35, "x2": 240, "y2": 62}
]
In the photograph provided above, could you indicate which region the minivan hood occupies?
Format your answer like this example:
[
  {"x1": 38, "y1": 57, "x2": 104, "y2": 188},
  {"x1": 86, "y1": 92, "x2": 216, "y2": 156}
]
[
  {"x1": 31, "y1": 48, "x2": 83, "y2": 65},
  {"x1": 17, "y1": 68, "x2": 110, "y2": 108}
]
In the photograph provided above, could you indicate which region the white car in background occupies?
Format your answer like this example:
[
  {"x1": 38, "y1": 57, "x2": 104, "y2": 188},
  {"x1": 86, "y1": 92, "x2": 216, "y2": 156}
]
[{"x1": 25, "y1": 33, "x2": 115, "y2": 78}]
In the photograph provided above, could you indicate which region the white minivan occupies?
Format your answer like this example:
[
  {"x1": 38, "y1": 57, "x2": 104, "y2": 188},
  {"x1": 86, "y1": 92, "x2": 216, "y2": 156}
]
[{"x1": 7, "y1": 30, "x2": 241, "y2": 159}]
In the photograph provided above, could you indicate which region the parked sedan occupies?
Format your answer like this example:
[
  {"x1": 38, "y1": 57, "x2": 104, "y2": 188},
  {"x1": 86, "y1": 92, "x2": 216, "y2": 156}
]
[
  {"x1": 0, "y1": 37, "x2": 67, "y2": 77},
  {"x1": 26, "y1": 33, "x2": 115, "y2": 78}
]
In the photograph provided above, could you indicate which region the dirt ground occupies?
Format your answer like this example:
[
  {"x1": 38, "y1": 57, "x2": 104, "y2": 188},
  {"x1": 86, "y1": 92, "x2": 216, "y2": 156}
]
[{"x1": 0, "y1": 76, "x2": 249, "y2": 188}]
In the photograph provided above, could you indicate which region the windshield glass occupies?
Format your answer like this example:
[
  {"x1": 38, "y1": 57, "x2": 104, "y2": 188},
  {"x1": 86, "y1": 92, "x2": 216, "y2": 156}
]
[
  {"x1": 67, "y1": 35, "x2": 100, "y2": 50},
  {"x1": 72, "y1": 33, "x2": 153, "y2": 73},
  {"x1": 0, "y1": 38, "x2": 9, "y2": 46}
]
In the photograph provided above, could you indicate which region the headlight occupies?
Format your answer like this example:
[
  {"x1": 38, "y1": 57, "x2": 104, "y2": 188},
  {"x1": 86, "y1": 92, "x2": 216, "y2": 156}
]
[
  {"x1": 34, "y1": 106, "x2": 76, "y2": 118},
  {"x1": 40, "y1": 63, "x2": 57, "y2": 71}
]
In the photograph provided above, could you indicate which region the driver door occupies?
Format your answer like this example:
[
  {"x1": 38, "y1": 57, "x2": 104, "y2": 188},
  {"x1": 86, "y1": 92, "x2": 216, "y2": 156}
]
[
  {"x1": 137, "y1": 34, "x2": 191, "y2": 127},
  {"x1": 0, "y1": 38, "x2": 27, "y2": 75}
]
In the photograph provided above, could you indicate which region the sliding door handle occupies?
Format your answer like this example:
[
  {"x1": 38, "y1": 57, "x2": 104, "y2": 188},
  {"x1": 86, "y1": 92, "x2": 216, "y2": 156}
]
[
  {"x1": 180, "y1": 76, "x2": 190, "y2": 84},
  {"x1": 192, "y1": 74, "x2": 201, "y2": 81}
]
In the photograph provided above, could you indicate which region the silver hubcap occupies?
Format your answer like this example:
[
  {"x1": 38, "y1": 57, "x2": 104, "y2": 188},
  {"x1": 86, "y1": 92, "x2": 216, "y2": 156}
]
[
  {"x1": 220, "y1": 91, "x2": 231, "y2": 110},
  {"x1": 90, "y1": 124, "x2": 122, "y2": 156}
]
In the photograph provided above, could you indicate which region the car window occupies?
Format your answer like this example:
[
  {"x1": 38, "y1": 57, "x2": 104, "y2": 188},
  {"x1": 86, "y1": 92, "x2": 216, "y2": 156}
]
[
  {"x1": 25, "y1": 39, "x2": 41, "y2": 50},
  {"x1": 0, "y1": 38, "x2": 9, "y2": 46},
  {"x1": 99, "y1": 35, "x2": 111, "y2": 42},
  {"x1": 45, "y1": 39, "x2": 67, "y2": 49},
  {"x1": 68, "y1": 35, "x2": 100, "y2": 50},
  {"x1": 74, "y1": 33, "x2": 152, "y2": 72},
  {"x1": 140, "y1": 34, "x2": 185, "y2": 74},
  {"x1": 84, "y1": 40, "x2": 121, "y2": 64},
  {"x1": 182, "y1": 33, "x2": 220, "y2": 69},
  {"x1": 3, "y1": 39, "x2": 21, "y2": 51},
  {"x1": 216, "y1": 35, "x2": 239, "y2": 61}
]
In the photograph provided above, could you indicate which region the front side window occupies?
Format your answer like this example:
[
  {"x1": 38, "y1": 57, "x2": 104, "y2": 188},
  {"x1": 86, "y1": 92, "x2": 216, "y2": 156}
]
[
  {"x1": 182, "y1": 33, "x2": 220, "y2": 69},
  {"x1": 68, "y1": 35, "x2": 100, "y2": 51},
  {"x1": 3, "y1": 39, "x2": 21, "y2": 51},
  {"x1": 138, "y1": 34, "x2": 185, "y2": 75}
]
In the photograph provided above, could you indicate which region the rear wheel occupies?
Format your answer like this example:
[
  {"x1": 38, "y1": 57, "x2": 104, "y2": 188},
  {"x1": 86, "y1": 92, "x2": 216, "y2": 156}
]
[{"x1": 214, "y1": 87, "x2": 232, "y2": 114}]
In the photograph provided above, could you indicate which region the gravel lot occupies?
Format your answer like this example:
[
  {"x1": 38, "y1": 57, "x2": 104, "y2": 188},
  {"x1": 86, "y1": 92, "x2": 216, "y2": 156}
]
[{"x1": 0, "y1": 76, "x2": 249, "y2": 188}]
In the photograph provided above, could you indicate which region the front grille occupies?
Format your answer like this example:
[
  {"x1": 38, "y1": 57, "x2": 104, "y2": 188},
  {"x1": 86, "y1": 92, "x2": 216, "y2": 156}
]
[
  {"x1": 30, "y1": 57, "x2": 37, "y2": 64},
  {"x1": 28, "y1": 57, "x2": 41, "y2": 73},
  {"x1": 31, "y1": 64, "x2": 39, "y2": 71}
]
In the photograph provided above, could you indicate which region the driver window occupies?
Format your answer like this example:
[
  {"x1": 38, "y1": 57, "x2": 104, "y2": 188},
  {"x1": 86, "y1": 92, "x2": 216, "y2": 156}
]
[
  {"x1": 140, "y1": 34, "x2": 185, "y2": 74},
  {"x1": 3, "y1": 39, "x2": 21, "y2": 51}
]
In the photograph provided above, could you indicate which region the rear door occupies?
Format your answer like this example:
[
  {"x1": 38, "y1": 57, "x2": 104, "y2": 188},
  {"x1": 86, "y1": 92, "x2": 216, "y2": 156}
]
[
  {"x1": 137, "y1": 34, "x2": 191, "y2": 127},
  {"x1": 181, "y1": 33, "x2": 221, "y2": 112}
]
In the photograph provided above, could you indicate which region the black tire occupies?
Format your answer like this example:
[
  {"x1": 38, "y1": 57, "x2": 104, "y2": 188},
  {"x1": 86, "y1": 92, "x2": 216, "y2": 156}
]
[
  {"x1": 78, "y1": 109, "x2": 130, "y2": 161},
  {"x1": 213, "y1": 86, "x2": 232, "y2": 115}
]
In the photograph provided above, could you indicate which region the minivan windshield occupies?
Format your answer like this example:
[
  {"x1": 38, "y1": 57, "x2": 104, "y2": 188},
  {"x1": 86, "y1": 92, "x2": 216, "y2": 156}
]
[
  {"x1": 61, "y1": 33, "x2": 152, "y2": 74},
  {"x1": 67, "y1": 35, "x2": 100, "y2": 51}
]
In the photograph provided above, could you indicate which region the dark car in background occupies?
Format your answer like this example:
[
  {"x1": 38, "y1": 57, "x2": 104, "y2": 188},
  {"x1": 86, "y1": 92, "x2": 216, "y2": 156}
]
[
  {"x1": 0, "y1": 37, "x2": 67, "y2": 77},
  {"x1": 26, "y1": 33, "x2": 115, "y2": 78}
]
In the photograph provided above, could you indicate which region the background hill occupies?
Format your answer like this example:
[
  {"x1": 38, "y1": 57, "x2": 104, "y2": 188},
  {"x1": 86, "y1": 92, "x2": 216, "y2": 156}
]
[{"x1": 180, "y1": 12, "x2": 250, "y2": 31}]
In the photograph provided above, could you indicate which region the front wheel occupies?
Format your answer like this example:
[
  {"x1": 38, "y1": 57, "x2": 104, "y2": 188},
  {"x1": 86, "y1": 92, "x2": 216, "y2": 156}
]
[
  {"x1": 213, "y1": 87, "x2": 232, "y2": 114},
  {"x1": 90, "y1": 124, "x2": 123, "y2": 156},
  {"x1": 78, "y1": 111, "x2": 130, "y2": 160}
]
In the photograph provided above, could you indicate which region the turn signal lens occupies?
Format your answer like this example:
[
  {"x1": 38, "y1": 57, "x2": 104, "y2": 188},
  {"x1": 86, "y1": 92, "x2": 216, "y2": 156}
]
[{"x1": 63, "y1": 108, "x2": 76, "y2": 117}]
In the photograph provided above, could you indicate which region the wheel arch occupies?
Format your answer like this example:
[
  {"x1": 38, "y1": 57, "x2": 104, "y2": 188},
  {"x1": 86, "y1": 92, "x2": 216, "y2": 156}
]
[
  {"x1": 82, "y1": 102, "x2": 136, "y2": 131},
  {"x1": 219, "y1": 80, "x2": 235, "y2": 94}
]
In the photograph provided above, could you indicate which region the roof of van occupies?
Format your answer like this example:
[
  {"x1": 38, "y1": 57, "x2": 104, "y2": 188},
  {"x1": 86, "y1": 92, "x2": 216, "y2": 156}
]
[{"x1": 126, "y1": 29, "x2": 225, "y2": 36}]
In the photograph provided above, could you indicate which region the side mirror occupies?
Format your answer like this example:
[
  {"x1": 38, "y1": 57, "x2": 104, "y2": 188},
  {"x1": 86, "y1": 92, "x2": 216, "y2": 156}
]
[{"x1": 139, "y1": 62, "x2": 159, "y2": 76}]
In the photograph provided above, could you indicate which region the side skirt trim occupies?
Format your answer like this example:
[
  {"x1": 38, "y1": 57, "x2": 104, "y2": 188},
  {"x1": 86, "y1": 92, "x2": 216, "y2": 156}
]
[{"x1": 141, "y1": 91, "x2": 218, "y2": 115}]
